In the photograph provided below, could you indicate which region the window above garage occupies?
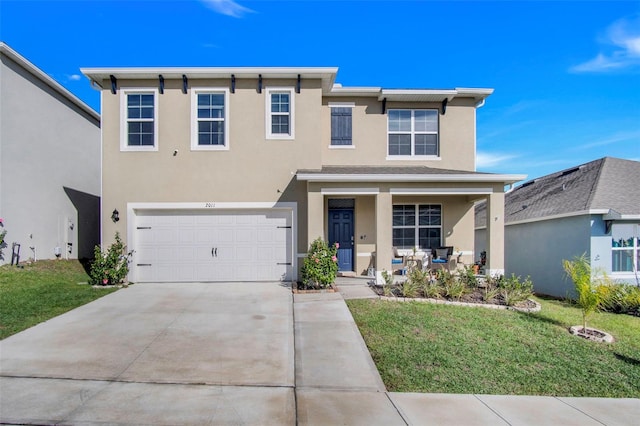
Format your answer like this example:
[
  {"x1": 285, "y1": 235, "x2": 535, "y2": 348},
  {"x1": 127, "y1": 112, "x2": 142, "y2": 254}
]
[{"x1": 191, "y1": 88, "x2": 230, "y2": 151}]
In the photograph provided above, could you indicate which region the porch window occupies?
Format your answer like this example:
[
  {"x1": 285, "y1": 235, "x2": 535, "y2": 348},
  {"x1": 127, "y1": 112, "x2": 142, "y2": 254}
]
[
  {"x1": 388, "y1": 109, "x2": 438, "y2": 157},
  {"x1": 612, "y1": 223, "x2": 640, "y2": 273},
  {"x1": 392, "y1": 204, "x2": 441, "y2": 249}
]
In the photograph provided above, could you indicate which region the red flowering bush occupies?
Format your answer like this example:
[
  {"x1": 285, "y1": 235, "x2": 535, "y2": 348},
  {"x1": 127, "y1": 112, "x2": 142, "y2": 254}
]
[{"x1": 300, "y1": 237, "x2": 339, "y2": 289}]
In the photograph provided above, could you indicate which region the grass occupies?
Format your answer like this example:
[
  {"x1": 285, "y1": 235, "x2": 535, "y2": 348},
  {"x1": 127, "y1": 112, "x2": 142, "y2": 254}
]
[
  {"x1": 347, "y1": 296, "x2": 640, "y2": 397},
  {"x1": 0, "y1": 260, "x2": 117, "y2": 339}
]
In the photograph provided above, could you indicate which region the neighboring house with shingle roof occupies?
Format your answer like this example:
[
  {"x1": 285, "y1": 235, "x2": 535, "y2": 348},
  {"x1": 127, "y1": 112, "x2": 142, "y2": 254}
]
[{"x1": 476, "y1": 157, "x2": 640, "y2": 297}]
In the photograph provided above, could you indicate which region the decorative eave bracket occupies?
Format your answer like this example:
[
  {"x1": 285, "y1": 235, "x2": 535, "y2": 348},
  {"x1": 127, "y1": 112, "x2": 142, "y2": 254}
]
[
  {"x1": 109, "y1": 75, "x2": 117, "y2": 94},
  {"x1": 182, "y1": 75, "x2": 188, "y2": 94}
]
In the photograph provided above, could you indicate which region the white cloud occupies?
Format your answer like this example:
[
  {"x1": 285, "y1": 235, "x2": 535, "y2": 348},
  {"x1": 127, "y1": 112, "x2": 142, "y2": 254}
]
[
  {"x1": 570, "y1": 16, "x2": 640, "y2": 73},
  {"x1": 200, "y1": 0, "x2": 254, "y2": 18},
  {"x1": 576, "y1": 130, "x2": 640, "y2": 150},
  {"x1": 66, "y1": 74, "x2": 82, "y2": 81},
  {"x1": 476, "y1": 151, "x2": 519, "y2": 169}
]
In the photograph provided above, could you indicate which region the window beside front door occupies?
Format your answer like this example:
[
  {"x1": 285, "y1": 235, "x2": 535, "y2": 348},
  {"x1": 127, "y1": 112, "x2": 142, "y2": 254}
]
[
  {"x1": 121, "y1": 89, "x2": 158, "y2": 151},
  {"x1": 191, "y1": 89, "x2": 229, "y2": 150},
  {"x1": 388, "y1": 109, "x2": 438, "y2": 158},
  {"x1": 392, "y1": 204, "x2": 442, "y2": 249},
  {"x1": 266, "y1": 88, "x2": 295, "y2": 140},
  {"x1": 611, "y1": 223, "x2": 640, "y2": 273}
]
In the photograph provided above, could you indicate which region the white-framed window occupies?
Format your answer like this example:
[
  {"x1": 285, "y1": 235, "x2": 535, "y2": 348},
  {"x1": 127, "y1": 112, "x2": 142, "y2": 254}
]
[
  {"x1": 611, "y1": 223, "x2": 640, "y2": 273},
  {"x1": 266, "y1": 87, "x2": 295, "y2": 140},
  {"x1": 392, "y1": 204, "x2": 442, "y2": 249},
  {"x1": 191, "y1": 88, "x2": 229, "y2": 151},
  {"x1": 388, "y1": 109, "x2": 439, "y2": 158},
  {"x1": 120, "y1": 89, "x2": 158, "y2": 151},
  {"x1": 330, "y1": 102, "x2": 354, "y2": 148}
]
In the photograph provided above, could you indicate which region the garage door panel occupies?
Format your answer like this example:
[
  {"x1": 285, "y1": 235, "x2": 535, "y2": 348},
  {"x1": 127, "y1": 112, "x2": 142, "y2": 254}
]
[{"x1": 133, "y1": 209, "x2": 292, "y2": 282}]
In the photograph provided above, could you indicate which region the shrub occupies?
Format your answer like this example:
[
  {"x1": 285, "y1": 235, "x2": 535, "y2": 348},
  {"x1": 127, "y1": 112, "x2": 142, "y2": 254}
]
[
  {"x1": 459, "y1": 265, "x2": 478, "y2": 288},
  {"x1": 300, "y1": 238, "x2": 338, "y2": 289},
  {"x1": 436, "y1": 269, "x2": 468, "y2": 300},
  {"x1": 89, "y1": 233, "x2": 132, "y2": 286},
  {"x1": 421, "y1": 279, "x2": 443, "y2": 299},
  {"x1": 381, "y1": 270, "x2": 395, "y2": 297},
  {"x1": 401, "y1": 279, "x2": 419, "y2": 298},
  {"x1": 498, "y1": 274, "x2": 534, "y2": 306},
  {"x1": 407, "y1": 267, "x2": 429, "y2": 288},
  {"x1": 599, "y1": 283, "x2": 640, "y2": 316},
  {"x1": 481, "y1": 278, "x2": 500, "y2": 302}
]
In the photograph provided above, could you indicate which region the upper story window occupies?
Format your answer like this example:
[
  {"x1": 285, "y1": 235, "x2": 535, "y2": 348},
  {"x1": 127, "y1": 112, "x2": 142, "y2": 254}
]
[
  {"x1": 121, "y1": 89, "x2": 158, "y2": 151},
  {"x1": 388, "y1": 109, "x2": 438, "y2": 158},
  {"x1": 330, "y1": 104, "x2": 353, "y2": 147},
  {"x1": 191, "y1": 88, "x2": 229, "y2": 151},
  {"x1": 611, "y1": 223, "x2": 639, "y2": 273},
  {"x1": 266, "y1": 87, "x2": 295, "y2": 140},
  {"x1": 392, "y1": 204, "x2": 442, "y2": 250}
]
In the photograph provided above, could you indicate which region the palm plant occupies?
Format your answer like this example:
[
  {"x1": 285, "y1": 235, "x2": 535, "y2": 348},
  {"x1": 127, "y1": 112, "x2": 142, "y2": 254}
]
[{"x1": 562, "y1": 254, "x2": 603, "y2": 331}]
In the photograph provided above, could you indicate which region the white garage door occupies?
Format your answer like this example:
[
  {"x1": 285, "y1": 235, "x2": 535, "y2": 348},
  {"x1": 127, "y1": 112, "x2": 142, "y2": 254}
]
[{"x1": 132, "y1": 209, "x2": 292, "y2": 282}]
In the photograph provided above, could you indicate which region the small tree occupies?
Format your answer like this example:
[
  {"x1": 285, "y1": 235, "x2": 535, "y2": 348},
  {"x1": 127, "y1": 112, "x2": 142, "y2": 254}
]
[
  {"x1": 300, "y1": 238, "x2": 338, "y2": 289},
  {"x1": 90, "y1": 232, "x2": 132, "y2": 285},
  {"x1": 562, "y1": 254, "x2": 604, "y2": 331}
]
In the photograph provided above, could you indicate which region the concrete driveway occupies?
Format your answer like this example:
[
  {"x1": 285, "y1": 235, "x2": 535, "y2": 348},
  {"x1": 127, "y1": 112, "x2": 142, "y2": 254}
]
[{"x1": 0, "y1": 282, "x2": 295, "y2": 424}]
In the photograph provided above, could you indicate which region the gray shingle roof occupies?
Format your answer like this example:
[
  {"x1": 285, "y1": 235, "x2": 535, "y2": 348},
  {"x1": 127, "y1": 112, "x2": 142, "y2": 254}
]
[{"x1": 475, "y1": 157, "x2": 640, "y2": 227}]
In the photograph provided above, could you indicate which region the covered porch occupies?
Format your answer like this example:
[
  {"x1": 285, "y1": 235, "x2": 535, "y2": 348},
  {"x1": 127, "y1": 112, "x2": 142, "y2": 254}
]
[{"x1": 297, "y1": 166, "x2": 525, "y2": 278}]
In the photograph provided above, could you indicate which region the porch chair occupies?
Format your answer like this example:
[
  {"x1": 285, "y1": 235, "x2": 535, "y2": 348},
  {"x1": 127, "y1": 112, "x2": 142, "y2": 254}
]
[
  {"x1": 391, "y1": 247, "x2": 406, "y2": 274},
  {"x1": 429, "y1": 246, "x2": 457, "y2": 272}
]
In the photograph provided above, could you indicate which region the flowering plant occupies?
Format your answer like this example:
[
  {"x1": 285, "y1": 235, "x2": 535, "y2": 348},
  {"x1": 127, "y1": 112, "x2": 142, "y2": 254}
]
[
  {"x1": 300, "y1": 237, "x2": 339, "y2": 289},
  {"x1": 0, "y1": 218, "x2": 6, "y2": 261}
]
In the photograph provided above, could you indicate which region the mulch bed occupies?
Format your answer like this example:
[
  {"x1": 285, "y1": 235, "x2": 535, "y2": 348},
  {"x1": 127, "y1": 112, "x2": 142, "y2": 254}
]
[
  {"x1": 292, "y1": 282, "x2": 338, "y2": 294},
  {"x1": 371, "y1": 286, "x2": 540, "y2": 312}
]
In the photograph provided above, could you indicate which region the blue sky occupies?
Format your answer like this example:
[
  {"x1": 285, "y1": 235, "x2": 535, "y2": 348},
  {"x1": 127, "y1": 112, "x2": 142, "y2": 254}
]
[{"x1": 1, "y1": 0, "x2": 639, "y2": 181}]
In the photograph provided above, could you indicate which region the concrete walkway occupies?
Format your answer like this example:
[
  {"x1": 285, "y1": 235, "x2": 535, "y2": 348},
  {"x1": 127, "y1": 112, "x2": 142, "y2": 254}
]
[
  {"x1": 1, "y1": 280, "x2": 638, "y2": 425},
  {"x1": 301, "y1": 279, "x2": 640, "y2": 425}
]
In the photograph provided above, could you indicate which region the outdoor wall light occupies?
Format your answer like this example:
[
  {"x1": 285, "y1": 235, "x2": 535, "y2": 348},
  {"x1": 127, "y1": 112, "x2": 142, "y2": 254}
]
[{"x1": 111, "y1": 209, "x2": 120, "y2": 223}]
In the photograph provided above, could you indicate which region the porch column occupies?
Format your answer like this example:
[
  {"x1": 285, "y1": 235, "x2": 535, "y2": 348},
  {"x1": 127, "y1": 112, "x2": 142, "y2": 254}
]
[
  {"x1": 307, "y1": 188, "x2": 324, "y2": 247},
  {"x1": 375, "y1": 191, "x2": 393, "y2": 274},
  {"x1": 485, "y1": 192, "x2": 505, "y2": 276}
]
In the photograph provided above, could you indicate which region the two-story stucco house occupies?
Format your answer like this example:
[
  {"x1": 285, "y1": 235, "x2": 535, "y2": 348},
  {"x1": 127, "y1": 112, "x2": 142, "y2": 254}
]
[
  {"x1": 0, "y1": 42, "x2": 100, "y2": 264},
  {"x1": 80, "y1": 66, "x2": 525, "y2": 283}
]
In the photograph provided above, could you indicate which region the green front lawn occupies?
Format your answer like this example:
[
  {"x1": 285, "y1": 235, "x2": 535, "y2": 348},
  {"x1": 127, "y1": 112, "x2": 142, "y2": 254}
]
[
  {"x1": 347, "y1": 297, "x2": 640, "y2": 397},
  {"x1": 0, "y1": 260, "x2": 117, "y2": 339}
]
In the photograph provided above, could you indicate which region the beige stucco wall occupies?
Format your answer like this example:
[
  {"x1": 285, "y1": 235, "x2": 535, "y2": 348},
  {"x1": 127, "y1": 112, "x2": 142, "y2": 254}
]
[
  {"x1": 321, "y1": 97, "x2": 477, "y2": 171},
  {"x1": 100, "y1": 78, "x2": 323, "y2": 250}
]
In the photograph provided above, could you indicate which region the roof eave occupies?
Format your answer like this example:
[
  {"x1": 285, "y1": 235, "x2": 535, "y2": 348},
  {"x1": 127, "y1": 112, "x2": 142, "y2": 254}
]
[
  {"x1": 297, "y1": 173, "x2": 526, "y2": 184},
  {"x1": 1, "y1": 42, "x2": 100, "y2": 122},
  {"x1": 80, "y1": 66, "x2": 339, "y2": 92}
]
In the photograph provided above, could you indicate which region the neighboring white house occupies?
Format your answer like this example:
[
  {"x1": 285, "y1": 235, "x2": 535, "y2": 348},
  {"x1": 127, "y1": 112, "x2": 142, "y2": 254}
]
[
  {"x1": 0, "y1": 42, "x2": 101, "y2": 264},
  {"x1": 476, "y1": 157, "x2": 640, "y2": 298}
]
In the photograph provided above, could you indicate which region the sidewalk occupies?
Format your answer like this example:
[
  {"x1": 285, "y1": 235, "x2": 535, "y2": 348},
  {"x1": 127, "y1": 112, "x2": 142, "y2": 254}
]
[{"x1": 290, "y1": 278, "x2": 640, "y2": 425}]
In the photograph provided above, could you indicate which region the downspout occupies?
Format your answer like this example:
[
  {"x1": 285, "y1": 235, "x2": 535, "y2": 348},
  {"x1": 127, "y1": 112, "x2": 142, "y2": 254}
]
[{"x1": 473, "y1": 98, "x2": 486, "y2": 171}]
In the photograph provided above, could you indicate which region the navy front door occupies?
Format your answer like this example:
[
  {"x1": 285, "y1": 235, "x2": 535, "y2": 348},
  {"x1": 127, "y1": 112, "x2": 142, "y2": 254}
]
[{"x1": 328, "y1": 209, "x2": 354, "y2": 272}]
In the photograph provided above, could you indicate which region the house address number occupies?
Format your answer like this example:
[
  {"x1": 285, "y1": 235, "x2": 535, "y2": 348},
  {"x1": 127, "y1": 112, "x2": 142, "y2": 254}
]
[{"x1": 205, "y1": 203, "x2": 215, "y2": 208}]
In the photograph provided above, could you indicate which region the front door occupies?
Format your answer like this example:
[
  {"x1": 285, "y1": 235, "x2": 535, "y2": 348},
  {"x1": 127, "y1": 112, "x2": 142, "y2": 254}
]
[{"x1": 328, "y1": 209, "x2": 354, "y2": 272}]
